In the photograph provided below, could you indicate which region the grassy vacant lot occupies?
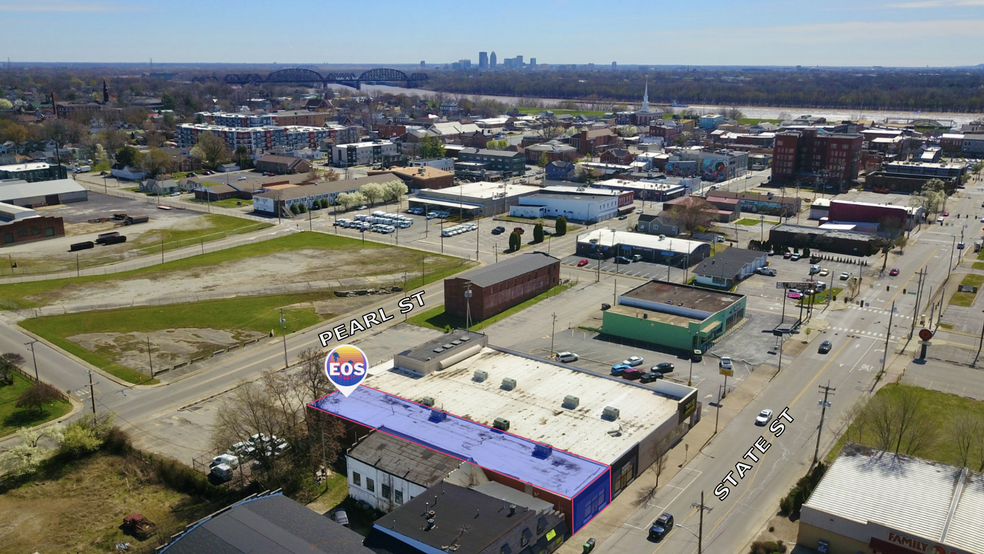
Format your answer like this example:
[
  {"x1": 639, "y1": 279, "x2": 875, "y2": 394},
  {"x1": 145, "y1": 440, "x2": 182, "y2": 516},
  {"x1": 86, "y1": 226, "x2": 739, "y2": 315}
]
[
  {"x1": 0, "y1": 453, "x2": 221, "y2": 554},
  {"x1": 799, "y1": 287, "x2": 844, "y2": 306},
  {"x1": 494, "y1": 215, "x2": 581, "y2": 231},
  {"x1": 973, "y1": 262, "x2": 984, "y2": 271},
  {"x1": 130, "y1": 214, "x2": 269, "y2": 251},
  {"x1": 825, "y1": 384, "x2": 984, "y2": 469},
  {"x1": 19, "y1": 292, "x2": 334, "y2": 384},
  {"x1": 949, "y1": 274, "x2": 984, "y2": 307},
  {"x1": 0, "y1": 232, "x2": 447, "y2": 310},
  {"x1": 195, "y1": 197, "x2": 254, "y2": 209},
  {"x1": 0, "y1": 372, "x2": 72, "y2": 438},
  {"x1": 408, "y1": 284, "x2": 572, "y2": 332},
  {"x1": 735, "y1": 218, "x2": 765, "y2": 226}
]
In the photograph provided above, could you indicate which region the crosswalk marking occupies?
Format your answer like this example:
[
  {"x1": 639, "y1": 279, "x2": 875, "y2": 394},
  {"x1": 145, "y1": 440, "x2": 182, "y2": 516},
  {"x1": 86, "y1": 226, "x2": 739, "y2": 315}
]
[
  {"x1": 829, "y1": 326, "x2": 898, "y2": 340},
  {"x1": 847, "y1": 305, "x2": 912, "y2": 319}
]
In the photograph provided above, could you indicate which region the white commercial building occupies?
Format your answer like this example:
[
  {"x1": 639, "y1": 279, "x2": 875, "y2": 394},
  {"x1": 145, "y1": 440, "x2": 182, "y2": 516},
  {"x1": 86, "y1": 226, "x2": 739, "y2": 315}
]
[
  {"x1": 331, "y1": 140, "x2": 399, "y2": 167},
  {"x1": 800, "y1": 444, "x2": 984, "y2": 554},
  {"x1": 411, "y1": 181, "x2": 540, "y2": 216},
  {"x1": 510, "y1": 193, "x2": 619, "y2": 223},
  {"x1": 576, "y1": 228, "x2": 711, "y2": 265}
]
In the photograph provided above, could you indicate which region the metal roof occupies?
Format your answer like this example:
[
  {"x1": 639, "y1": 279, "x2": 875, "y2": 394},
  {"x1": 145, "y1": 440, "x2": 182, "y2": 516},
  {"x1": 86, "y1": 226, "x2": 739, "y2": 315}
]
[
  {"x1": 803, "y1": 444, "x2": 984, "y2": 553},
  {"x1": 0, "y1": 178, "x2": 86, "y2": 202},
  {"x1": 577, "y1": 229, "x2": 706, "y2": 255},
  {"x1": 692, "y1": 248, "x2": 765, "y2": 279},
  {"x1": 450, "y1": 252, "x2": 559, "y2": 288}
]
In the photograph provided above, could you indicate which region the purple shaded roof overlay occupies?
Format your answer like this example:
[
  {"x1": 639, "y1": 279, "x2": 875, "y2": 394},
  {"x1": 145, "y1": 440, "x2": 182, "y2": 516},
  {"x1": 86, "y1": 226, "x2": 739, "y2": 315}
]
[{"x1": 309, "y1": 386, "x2": 609, "y2": 499}]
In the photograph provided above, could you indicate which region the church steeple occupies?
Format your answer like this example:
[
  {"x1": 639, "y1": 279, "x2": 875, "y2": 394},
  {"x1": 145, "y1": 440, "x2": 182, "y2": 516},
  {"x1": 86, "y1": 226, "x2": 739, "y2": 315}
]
[{"x1": 642, "y1": 79, "x2": 649, "y2": 112}]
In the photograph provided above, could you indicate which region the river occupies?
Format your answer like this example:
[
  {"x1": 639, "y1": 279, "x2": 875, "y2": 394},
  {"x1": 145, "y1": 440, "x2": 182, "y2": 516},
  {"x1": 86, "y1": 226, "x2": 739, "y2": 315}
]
[{"x1": 327, "y1": 83, "x2": 982, "y2": 128}]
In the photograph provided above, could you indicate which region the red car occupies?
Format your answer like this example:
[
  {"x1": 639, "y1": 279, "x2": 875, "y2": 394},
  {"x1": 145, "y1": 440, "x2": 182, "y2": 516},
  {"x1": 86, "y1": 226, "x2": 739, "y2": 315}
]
[
  {"x1": 621, "y1": 367, "x2": 645, "y2": 380},
  {"x1": 942, "y1": 211, "x2": 949, "y2": 217},
  {"x1": 889, "y1": 268, "x2": 900, "y2": 276},
  {"x1": 577, "y1": 259, "x2": 590, "y2": 267}
]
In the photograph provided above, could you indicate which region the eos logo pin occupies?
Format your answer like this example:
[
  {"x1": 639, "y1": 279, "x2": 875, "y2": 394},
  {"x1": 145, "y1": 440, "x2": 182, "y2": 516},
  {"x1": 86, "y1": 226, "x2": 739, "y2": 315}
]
[{"x1": 324, "y1": 345, "x2": 369, "y2": 397}]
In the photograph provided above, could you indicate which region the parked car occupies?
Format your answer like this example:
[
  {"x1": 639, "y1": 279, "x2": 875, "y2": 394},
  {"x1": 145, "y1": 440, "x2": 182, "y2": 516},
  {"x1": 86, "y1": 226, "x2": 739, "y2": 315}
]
[
  {"x1": 332, "y1": 509, "x2": 350, "y2": 528},
  {"x1": 889, "y1": 268, "x2": 900, "y2": 276},
  {"x1": 839, "y1": 272, "x2": 851, "y2": 280},
  {"x1": 787, "y1": 289, "x2": 803, "y2": 299},
  {"x1": 818, "y1": 340, "x2": 832, "y2": 354},
  {"x1": 577, "y1": 259, "x2": 590, "y2": 267},
  {"x1": 809, "y1": 264, "x2": 821, "y2": 275},
  {"x1": 818, "y1": 268, "x2": 829, "y2": 277},
  {"x1": 937, "y1": 216, "x2": 945, "y2": 223},
  {"x1": 631, "y1": 254, "x2": 643, "y2": 262},
  {"x1": 782, "y1": 252, "x2": 793, "y2": 259},
  {"x1": 556, "y1": 352, "x2": 579, "y2": 363},
  {"x1": 614, "y1": 256, "x2": 632, "y2": 264},
  {"x1": 648, "y1": 513, "x2": 674, "y2": 541},
  {"x1": 790, "y1": 254, "x2": 801, "y2": 261},
  {"x1": 942, "y1": 211, "x2": 949, "y2": 217},
  {"x1": 641, "y1": 371, "x2": 663, "y2": 383},
  {"x1": 237, "y1": 176, "x2": 247, "y2": 181},
  {"x1": 652, "y1": 362, "x2": 675, "y2": 373},
  {"x1": 601, "y1": 303, "x2": 611, "y2": 310},
  {"x1": 957, "y1": 242, "x2": 965, "y2": 250},
  {"x1": 491, "y1": 226, "x2": 505, "y2": 235},
  {"x1": 621, "y1": 367, "x2": 645, "y2": 380},
  {"x1": 618, "y1": 215, "x2": 628, "y2": 220},
  {"x1": 755, "y1": 409, "x2": 774, "y2": 426},
  {"x1": 622, "y1": 356, "x2": 644, "y2": 367},
  {"x1": 756, "y1": 267, "x2": 777, "y2": 276},
  {"x1": 610, "y1": 364, "x2": 632, "y2": 376},
  {"x1": 719, "y1": 356, "x2": 733, "y2": 370}
]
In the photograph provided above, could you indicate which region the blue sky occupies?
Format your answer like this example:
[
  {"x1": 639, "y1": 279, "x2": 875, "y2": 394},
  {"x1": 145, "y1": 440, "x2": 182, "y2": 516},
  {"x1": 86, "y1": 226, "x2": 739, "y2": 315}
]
[{"x1": 1, "y1": 0, "x2": 983, "y2": 66}]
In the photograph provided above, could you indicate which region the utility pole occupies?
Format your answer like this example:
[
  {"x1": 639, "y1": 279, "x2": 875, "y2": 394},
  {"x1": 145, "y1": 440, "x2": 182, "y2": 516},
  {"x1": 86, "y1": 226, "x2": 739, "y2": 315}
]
[
  {"x1": 550, "y1": 312, "x2": 557, "y2": 359},
  {"x1": 76, "y1": 253, "x2": 80, "y2": 278},
  {"x1": 699, "y1": 490, "x2": 704, "y2": 554},
  {"x1": 948, "y1": 236, "x2": 956, "y2": 278},
  {"x1": 161, "y1": 238, "x2": 165, "y2": 264},
  {"x1": 88, "y1": 370, "x2": 96, "y2": 415},
  {"x1": 911, "y1": 267, "x2": 925, "y2": 338},
  {"x1": 476, "y1": 217, "x2": 480, "y2": 260},
  {"x1": 814, "y1": 381, "x2": 836, "y2": 464},
  {"x1": 714, "y1": 384, "x2": 721, "y2": 435},
  {"x1": 882, "y1": 301, "x2": 895, "y2": 376},
  {"x1": 147, "y1": 336, "x2": 154, "y2": 379},
  {"x1": 25, "y1": 339, "x2": 39, "y2": 381},
  {"x1": 279, "y1": 308, "x2": 289, "y2": 369}
]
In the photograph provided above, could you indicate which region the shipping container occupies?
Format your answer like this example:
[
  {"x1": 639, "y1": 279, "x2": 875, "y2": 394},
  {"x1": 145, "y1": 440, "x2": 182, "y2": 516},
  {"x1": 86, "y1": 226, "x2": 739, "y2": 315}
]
[{"x1": 69, "y1": 241, "x2": 94, "y2": 252}]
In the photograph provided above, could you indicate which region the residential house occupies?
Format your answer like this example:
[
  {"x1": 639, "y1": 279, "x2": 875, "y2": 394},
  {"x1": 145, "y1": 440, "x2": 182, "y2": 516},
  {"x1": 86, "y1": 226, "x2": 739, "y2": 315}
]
[
  {"x1": 570, "y1": 128, "x2": 617, "y2": 156},
  {"x1": 600, "y1": 148, "x2": 636, "y2": 165},
  {"x1": 636, "y1": 213, "x2": 680, "y2": 236},
  {"x1": 255, "y1": 154, "x2": 312, "y2": 175},
  {"x1": 525, "y1": 140, "x2": 578, "y2": 164},
  {"x1": 545, "y1": 160, "x2": 575, "y2": 181},
  {"x1": 139, "y1": 179, "x2": 180, "y2": 195},
  {"x1": 111, "y1": 165, "x2": 146, "y2": 181},
  {"x1": 692, "y1": 248, "x2": 767, "y2": 288}
]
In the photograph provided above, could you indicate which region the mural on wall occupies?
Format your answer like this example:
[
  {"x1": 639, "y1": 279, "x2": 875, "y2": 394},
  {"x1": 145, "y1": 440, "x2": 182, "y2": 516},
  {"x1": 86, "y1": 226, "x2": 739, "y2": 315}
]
[
  {"x1": 701, "y1": 159, "x2": 728, "y2": 182},
  {"x1": 665, "y1": 160, "x2": 698, "y2": 177}
]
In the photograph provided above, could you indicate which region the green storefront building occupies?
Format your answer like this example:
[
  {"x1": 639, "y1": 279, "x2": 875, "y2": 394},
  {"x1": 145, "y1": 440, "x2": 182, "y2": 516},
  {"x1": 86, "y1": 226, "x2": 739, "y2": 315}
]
[{"x1": 602, "y1": 281, "x2": 746, "y2": 353}]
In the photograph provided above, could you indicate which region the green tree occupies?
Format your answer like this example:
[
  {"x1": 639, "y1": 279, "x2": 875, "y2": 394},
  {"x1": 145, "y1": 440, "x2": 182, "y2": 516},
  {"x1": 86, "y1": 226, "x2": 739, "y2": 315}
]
[
  {"x1": 533, "y1": 223, "x2": 545, "y2": 243},
  {"x1": 508, "y1": 231, "x2": 521, "y2": 251},
  {"x1": 298, "y1": 202, "x2": 307, "y2": 213},
  {"x1": 555, "y1": 216, "x2": 567, "y2": 236},
  {"x1": 290, "y1": 203, "x2": 300, "y2": 215},
  {"x1": 161, "y1": 91, "x2": 176, "y2": 111},
  {"x1": 538, "y1": 152, "x2": 549, "y2": 168},
  {"x1": 359, "y1": 182, "x2": 385, "y2": 205},
  {"x1": 115, "y1": 145, "x2": 140, "y2": 167},
  {"x1": 909, "y1": 178, "x2": 946, "y2": 216},
  {"x1": 195, "y1": 131, "x2": 230, "y2": 168},
  {"x1": 0, "y1": 352, "x2": 26, "y2": 385},
  {"x1": 234, "y1": 145, "x2": 251, "y2": 169},
  {"x1": 141, "y1": 147, "x2": 174, "y2": 177},
  {"x1": 420, "y1": 136, "x2": 446, "y2": 159}
]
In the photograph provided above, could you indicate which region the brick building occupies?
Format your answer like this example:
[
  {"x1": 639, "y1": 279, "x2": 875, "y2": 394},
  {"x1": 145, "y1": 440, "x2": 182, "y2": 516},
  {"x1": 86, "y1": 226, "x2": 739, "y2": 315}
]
[
  {"x1": 772, "y1": 129, "x2": 863, "y2": 188},
  {"x1": 1, "y1": 215, "x2": 65, "y2": 246},
  {"x1": 444, "y1": 253, "x2": 560, "y2": 322},
  {"x1": 570, "y1": 128, "x2": 617, "y2": 155},
  {"x1": 254, "y1": 154, "x2": 311, "y2": 175}
]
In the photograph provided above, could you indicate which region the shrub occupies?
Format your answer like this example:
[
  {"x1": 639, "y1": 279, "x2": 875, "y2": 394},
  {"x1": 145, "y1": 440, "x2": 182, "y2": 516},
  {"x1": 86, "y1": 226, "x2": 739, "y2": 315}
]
[
  {"x1": 102, "y1": 426, "x2": 133, "y2": 455},
  {"x1": 509, "y1": 231, "x2": 521, "y2": 251},
  {"x1": 555, "y1": 216, "x2": 567, "y2": 236},
  {"x1": 290, "y1": 204, "x2": 299, "y2": 215},
  {"x1": 533, "y1": 223, "x2": 544, "y2": 243}
]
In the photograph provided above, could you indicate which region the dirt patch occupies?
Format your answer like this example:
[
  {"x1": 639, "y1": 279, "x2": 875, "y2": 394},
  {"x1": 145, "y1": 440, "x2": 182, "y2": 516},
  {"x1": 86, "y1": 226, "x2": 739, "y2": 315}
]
[
  {"x1": 750, "y1": 514, "x2": 799, "y2": 553},
  {"x1": 69, "y1": 328, "x2": 266, "y2": 372},
  {"x1": 32, "y1": 248, "x2": 433, "y2": 308}
]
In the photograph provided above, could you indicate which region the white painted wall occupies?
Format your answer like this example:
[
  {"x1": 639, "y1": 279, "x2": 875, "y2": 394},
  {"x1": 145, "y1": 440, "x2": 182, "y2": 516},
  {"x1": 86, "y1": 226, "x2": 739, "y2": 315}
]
[{"x1": 346, "y1": 455, "x2": 431, "y2": 513}]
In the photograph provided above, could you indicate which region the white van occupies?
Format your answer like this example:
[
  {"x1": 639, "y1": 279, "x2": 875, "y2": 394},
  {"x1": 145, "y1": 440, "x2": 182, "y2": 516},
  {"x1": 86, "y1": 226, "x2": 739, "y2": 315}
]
[{"x1": 556, "y1": 352, "x2": 579, "y2": 363}]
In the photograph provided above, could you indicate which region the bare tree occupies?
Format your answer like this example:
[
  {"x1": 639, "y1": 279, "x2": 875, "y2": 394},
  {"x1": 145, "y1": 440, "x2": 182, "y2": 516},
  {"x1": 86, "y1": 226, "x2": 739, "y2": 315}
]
[
  {"x1": 668, "y1": 198, "x2": 718, "y2": 235},
  {"x1": 951, "y1": 413, "x2": 981, "y2": 468},
  {"x1": 867, "y1": 395, "x2": 898, "y2": 451},
  {"x1": 0, "y1": 352, "x2": 26, "y2": 385},
  {"x1": 635, "y1": 437, "x2": 671, "y2": 508},
  {"x1": 893, "y1": 385, "x2": 925, "y2": 454},
  {"x1": 725, "y1": 107, "x2": 744, "y2": 121},
  {"x1": 195, "y1": 131, "x2": 230, "y2": 168},
  {"x1": 298, "y1": 348, "x2": 334, "y2": 402},
  {"x1": 845, "y1": 398, "x2": 871, "y2": 444}
]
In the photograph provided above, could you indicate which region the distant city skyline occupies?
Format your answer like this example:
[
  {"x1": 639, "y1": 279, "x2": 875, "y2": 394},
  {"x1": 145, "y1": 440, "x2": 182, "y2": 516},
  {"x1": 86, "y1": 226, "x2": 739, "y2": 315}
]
[{"x1": 1, "y1": 0, "x2": 983, "y2": 66}]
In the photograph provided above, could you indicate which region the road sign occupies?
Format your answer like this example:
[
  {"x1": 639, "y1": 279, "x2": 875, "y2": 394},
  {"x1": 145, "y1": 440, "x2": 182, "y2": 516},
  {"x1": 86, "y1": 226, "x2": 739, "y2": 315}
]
[
  {"x1": 918, "y1": 328, "x2": 933, "y2": 341},
  {"x1": 720, "y1": 367, "x2": 734, "y2": 377},
  {"x1": 777, "y1": 281, "x2": 815, "y2": 289}
]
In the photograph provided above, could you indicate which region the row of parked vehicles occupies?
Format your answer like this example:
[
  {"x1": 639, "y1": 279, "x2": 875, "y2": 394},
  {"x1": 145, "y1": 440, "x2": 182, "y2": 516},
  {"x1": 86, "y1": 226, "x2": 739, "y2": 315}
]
[
  {"x1": 425, "y1": 210, "x2": 451, "y2": 219},
  {"x1": 610, "y1": 356, "x2": 677, "y2": 383},
  {"x1": 442, "y1": 222, "x2": 478, "y2": 237},
  {"x1": 209, "y1": 433, "x2": 290, "y2": 482},
  {"x1": 356, "y1": 211, "x2": 413, "y2": 228}
]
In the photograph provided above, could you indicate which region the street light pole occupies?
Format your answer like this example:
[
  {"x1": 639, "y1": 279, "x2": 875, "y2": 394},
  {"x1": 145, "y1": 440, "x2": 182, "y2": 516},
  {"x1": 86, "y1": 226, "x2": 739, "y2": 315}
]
[
  {"x1": 279, "y1": 308, "x2": 289, "y2": 369},
  {"x1": 550, "y1": 312, "x2": 557, "y2": 359},
  {"x1": 464, "y1": 286, "x2": 473, "y2": 329}
]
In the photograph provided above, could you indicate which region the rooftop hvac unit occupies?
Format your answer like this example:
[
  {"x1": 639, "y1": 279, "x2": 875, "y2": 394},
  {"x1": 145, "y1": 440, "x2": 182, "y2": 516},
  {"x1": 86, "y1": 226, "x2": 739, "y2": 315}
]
[
  {"x1": 532, "y1": 444, "x2": 553, "y2": 459},
  {"x1": 501, "y1": 378, "x2": 517, "y2": 391},
  {"x1": 493, "y1": 417, "x2": 510, "y2": 431},
  {"x1": 602, "y1": 406, "x2": 620, "y2": 421},
  {"x1": 421, "y1": 397, "x2": 435, "y2": 407},
  {"x1": 473, "y1": 370, "x2": 489, "y2": 382},
  {"x1": 562, "y1": 395, "x2": 580, "y2": 409},
  {"x1": 428, "y1": 408, "x2": 447, "y2": 423}
]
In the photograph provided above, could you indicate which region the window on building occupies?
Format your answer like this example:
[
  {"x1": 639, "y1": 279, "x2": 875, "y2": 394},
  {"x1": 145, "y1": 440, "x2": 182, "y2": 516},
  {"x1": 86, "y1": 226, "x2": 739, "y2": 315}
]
[
  {"x1": 395, "y1": 489, "x2": 404, "y2": 504},
  {"x1": 382, "y1": 483, "x2": 391, "y2": 500},
  {"x1": 366, "y1": 478, "x2": 375, "y2": 492},
  {"x1": 353, "y1": 472, "x2": 361, "y2": 486}
]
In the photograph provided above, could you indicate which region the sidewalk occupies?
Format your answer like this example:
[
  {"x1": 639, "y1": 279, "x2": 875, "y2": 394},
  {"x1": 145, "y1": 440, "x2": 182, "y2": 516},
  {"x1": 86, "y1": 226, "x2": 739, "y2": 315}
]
[{"x1": 557, "y1": 359, "x2": 779, "y2": 554}]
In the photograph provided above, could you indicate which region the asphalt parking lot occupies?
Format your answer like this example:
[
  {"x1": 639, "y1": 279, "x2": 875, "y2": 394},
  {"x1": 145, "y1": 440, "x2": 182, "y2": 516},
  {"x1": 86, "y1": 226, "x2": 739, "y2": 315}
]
[
  {"x1": 560, "y1": 254, "x2": 685, "y2": 281},
  {"x1": 36, "y1": 190, "x2": 197, "y2": 226}
]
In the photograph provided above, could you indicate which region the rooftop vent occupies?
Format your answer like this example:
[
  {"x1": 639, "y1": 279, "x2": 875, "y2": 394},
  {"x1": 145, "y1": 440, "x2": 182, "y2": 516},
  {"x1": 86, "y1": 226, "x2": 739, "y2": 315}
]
[
  {"x1": 493, "y1": 417, "x2": 510, "y2": 431},
  {"x1": 459, "y1": 336, "x2": 471, "y2": 342},
  {"x1": 451, "y1": 339, "x2": 462, "y2": 345},
  {"x1": 532, "y1": 444, "x2": 553, "y2": 459},
  {"x1": 428, "y1": 408, "x2": 447, "y2": 423},
  {"x1": 562, "y1": 395, "x2": 580, "y2": 409},
  {"x1": 602, "y1": 406, "x2": 620, "y2": 421},
  {"x1": 442, "y1": 344, "x2": 454, "y2": 350},
  {"x1": 433, "y1": 348, "x2": 444, "y2": 353},
  {"x1": 473, "y1": 369, "x2": 489, "y2": 382},
  {"x1": 501, "y1": 378, "x2": 517, "y2": 391},
  {"x1": 421, "y1": 397, "x2": 435, "y2": 407}
]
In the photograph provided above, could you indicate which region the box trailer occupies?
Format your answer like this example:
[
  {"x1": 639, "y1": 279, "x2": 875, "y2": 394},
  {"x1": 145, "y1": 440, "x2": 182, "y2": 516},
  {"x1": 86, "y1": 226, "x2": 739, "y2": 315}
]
[{"x1": 69, "y1": 241, "x2": 95, "y2": 252}]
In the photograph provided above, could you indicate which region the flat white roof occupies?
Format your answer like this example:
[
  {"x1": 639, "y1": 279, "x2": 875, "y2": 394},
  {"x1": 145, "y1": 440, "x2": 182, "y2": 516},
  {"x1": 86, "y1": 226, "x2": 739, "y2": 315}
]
[
  {"x1": 595, "y1": 178, "x2": 691, "y2": 192},
  {"x1": 364, "y1": 346, "x2": 684, "y2": 464},
  {"x1": 424, "y1": 181, "x2": 540, "y2": 200},
  {"x1": 811, "y1": 198, "x2": 831, "y2": 208},
  {"x1": 0, "y1": 162, "x2": 50, "y2": 172},
  {"x1": 804, "y1": 445, "x2": 984, "y2": 553},
  {"x1": 0, "y1": 179, "x2": 85, "y2": 202},
  {"x1": 577, "y1": 228, "x2": 706, "y2": 255}
]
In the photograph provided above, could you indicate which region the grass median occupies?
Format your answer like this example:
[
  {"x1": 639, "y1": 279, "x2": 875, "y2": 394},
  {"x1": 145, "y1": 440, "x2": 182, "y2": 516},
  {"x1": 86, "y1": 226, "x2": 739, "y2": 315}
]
[
  {"x1": 949, "y1": 274, "x2": 984, "y2": 307},
  {"x1": 407, "y1": 283, "x2": 572, "y2": 332},
  {"x1": 0, "y1": 372, "x2": 73, "y2": 438}
]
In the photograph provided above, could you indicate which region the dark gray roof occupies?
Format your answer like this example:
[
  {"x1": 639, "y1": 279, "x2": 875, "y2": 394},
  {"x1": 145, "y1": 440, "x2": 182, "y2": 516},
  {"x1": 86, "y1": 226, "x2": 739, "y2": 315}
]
[
  {"x1": 451, "y1": 252, "x2": 559, "y2": 288},
  {"x1": 348, "y1": 432, "x2": 462, "y2": 488},
  {"x1": 398, "y1": 329, "x2": 487, "y2": 363},
  {"x1": 459, "y1": 148, "x2": 524, "y2": 159},
  {"x1": 693, "y1": 248, "x2": 765, "y2": 279},
  {"x1": 364, "y1": 483, "x2": 566, "y2": 554},
  {"x1": 159, "y1": 492, "x2": 373, "y2": 554},
  {"x1": 772, "y1": 223, "x2": 879, "y2": 242}
]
